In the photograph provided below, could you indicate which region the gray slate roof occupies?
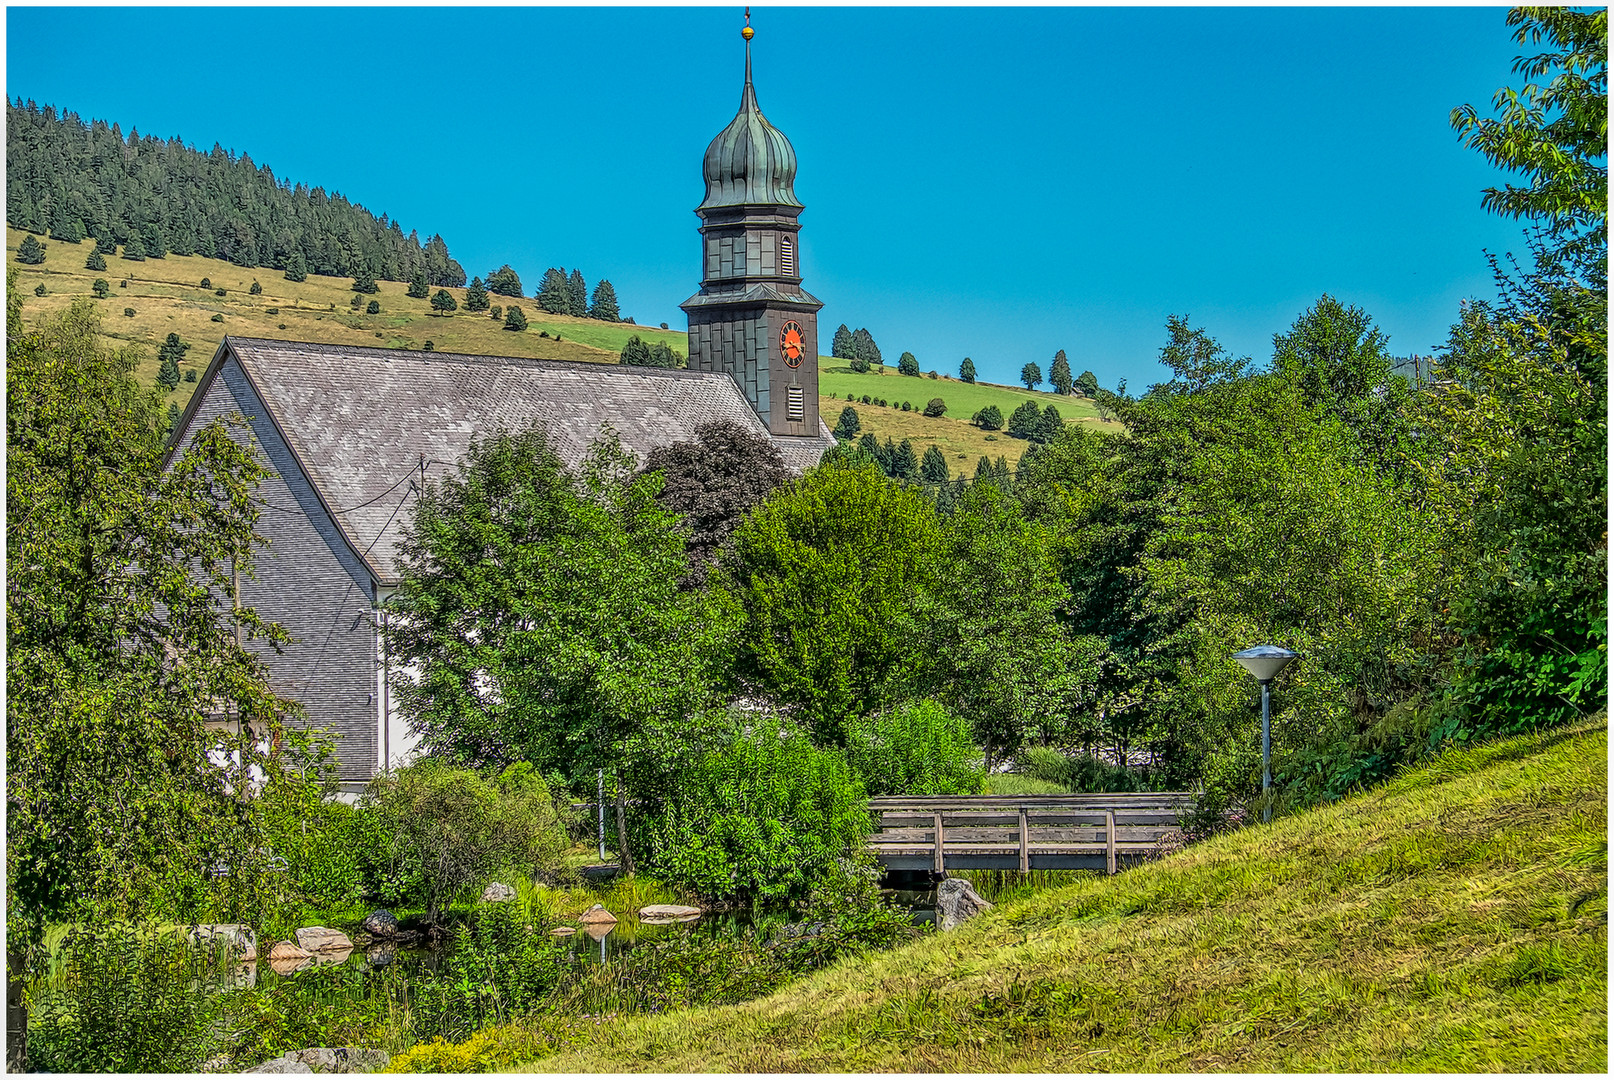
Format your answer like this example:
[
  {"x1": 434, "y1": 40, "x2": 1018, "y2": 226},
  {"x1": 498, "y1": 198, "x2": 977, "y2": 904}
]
[{"x1": 213, "y1": 337, "x2": 833, "y2": 584}]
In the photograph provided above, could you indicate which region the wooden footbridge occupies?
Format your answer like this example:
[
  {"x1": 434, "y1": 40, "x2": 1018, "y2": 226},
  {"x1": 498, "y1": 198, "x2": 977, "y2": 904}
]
[{"x1": 868, "y1": 792, "x2": 1197, "y2": 875}]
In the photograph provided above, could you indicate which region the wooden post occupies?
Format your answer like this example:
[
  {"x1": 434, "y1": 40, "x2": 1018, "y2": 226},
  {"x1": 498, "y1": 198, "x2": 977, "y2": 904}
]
[
  {"x1": 933, "y1": 812, "x2": 945, "y2": 875},
  {"x1": 615, "y1": 779, "x2": 635, "y2": 876},
  {"x1": 1105, "y1": 810, "x2": 1116, "y2": 875},
  {"x1": 1018, "y1": 808, "x2": 1030, "y2": 873}
]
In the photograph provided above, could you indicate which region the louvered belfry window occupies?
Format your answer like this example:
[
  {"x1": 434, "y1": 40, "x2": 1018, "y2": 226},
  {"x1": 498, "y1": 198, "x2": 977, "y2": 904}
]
[
  {"x1": 787, "y1": 385, "x2": 805, "y2": 422},
  {"x1": 780, "y1": 235, "x2": 796, "y2": 276}
]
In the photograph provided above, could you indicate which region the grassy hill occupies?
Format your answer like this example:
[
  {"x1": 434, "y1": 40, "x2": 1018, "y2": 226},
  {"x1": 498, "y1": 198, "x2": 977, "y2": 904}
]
[
  {"x1": 522, "y1": 719, "x2": 1607, "y2": 1072},
  {"x1": 9, "y1": 229, "x2": 1119, "y2": 475}
]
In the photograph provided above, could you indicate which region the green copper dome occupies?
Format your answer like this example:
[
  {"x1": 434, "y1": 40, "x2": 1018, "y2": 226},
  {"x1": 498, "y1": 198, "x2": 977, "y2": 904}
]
[{"x1": 699, "y1": 43, "x2": 802, "y2": 211}]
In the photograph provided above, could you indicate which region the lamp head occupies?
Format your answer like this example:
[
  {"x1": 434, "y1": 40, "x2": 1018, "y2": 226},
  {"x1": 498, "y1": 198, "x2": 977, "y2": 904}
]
[{"x1": 1232, "y1": 644, "x2": 1299, "y2": 683}]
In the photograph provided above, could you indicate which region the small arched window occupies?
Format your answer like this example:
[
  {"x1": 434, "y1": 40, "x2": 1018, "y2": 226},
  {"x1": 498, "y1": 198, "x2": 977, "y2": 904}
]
[{"x1": 780, "y1": 235, "x2": 796, "y2": 277}]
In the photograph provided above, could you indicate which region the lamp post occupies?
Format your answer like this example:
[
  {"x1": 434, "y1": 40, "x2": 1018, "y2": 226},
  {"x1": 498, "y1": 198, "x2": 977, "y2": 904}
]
[{"x1": 1231, "y1": 645, "x2": 1298, "y2": 822}]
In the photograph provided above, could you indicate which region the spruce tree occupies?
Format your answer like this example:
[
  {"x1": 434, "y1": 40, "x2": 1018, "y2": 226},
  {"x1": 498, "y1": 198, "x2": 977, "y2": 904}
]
[
  {"x1": 1050, "y1": 349, "x2": 1073, "y2": 395},
  {"x1": 1020, "y1": 361, "x2": 1042, "y2": 390},
  {"x1": 284, "y1": 251, "x2": 308, "y2": 282},
  {"x1": 620, "y1": 335, "x2": 653, "y2": 366},
  {"x1": 974, "y1": 456, "x2": 994, "y2": 480},
  {"x1": 485, "y1": 265, "x2": 523, "y2": 297},
  {"x1": 536, "y1": 268, "x2": 570, "y2": 314},
  {"x1": 566, "y1": 269, "x2": 588, "y2": 316},
  {"x1": 898, "y1": 351, "x2": 920, "y2": 377},
  {"x1": 832, "y1": 405, "x2": 861, "y2": 441},
  {"x1": 352, "y1": 269, "x2": 379, "y2": 294},
  {"x1": 17, "y1": 235, "x2": 47, "y2": 264},
  {"x1": 166, "y1": 401, "x2": 181, "y2": 434},
  {"x1": 84, "y1": 250, "x2": 107, "y2": 272},
  {"x1": 891, "y1": 439, "x2": 920, "y2": 481},
  {"x1": 463, "y1": 276, "x2": 490, "y2": 312},
  {"x1": 649, "y1": 341, "x2": 682, "y2": 368},
  {"x1": 93, "y1": 235, "x2": 118, "y2": 256},
  {"x1": 920, "y1": 444, "x2": 949, "y2": 483},
  {"x1": 831, "y1": 323, "x2": 855, "y2": 358},
  {"x1": 589, "y1": 279, "x2": 620, "y2": 321},
  {"x1": 157, "y1": 345, "x2": 182, "y2": 390},
  {"x1": 972, "y1": 404, "x2": 1003, "y2": 431},
  {"x1": 1034, "y1": 403, "x2": 1063, "y2": 444},
  {"x1": 503, "y1": 304, "x2": 528, "y2": 330},
  {"x1": 1074, "y1": 369, "x2": 1099, "y2": 397},
  {"x1": 407, "y1": 270, "x2": 431, "y2": 299},
  {"x1": 1007, "y1": 399, "x2": 1042, "y2": 439},
  {"x1": 852, "y1": 327, "x2": 881, "y2": 366},
  {"x1": 960, "y1": 357, "x2": 976, "y2": 383}
]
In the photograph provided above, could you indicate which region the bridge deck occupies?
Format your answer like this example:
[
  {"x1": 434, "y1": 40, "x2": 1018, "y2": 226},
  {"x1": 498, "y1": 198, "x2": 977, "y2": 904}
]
[{"x1": 868, "y1": 793, "x2": 1196, "y2": 874}]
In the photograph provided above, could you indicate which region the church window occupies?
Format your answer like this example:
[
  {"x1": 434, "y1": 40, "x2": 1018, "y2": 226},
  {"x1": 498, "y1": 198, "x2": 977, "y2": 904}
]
[{"x1": 780, "y1": 235, "x2": 796, "y2": 276}]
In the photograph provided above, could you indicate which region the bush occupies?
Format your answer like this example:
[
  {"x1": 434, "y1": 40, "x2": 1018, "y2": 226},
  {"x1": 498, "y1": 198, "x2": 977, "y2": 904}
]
[
  {"x1": 423, "y1": 341, "x2": 434, "y2": 351},
  {"x1": 29, "y1": 923, "x2": 219, "y2": 1072},
  {"x1": 923, "y1": 397, "x2": 947, "y2": 417},
  {"x1": 211, "y1": 313, "x2": 224, "y2": 323},
  {"x1": 366, "y1": 300, "x2": 381, "y2": 315},
  {"x1": 184, "y1": 369, "x2": 197, "y2": 383},
  {"x1": 249, "y1": 280, "x2": 262, "y2": 295},
  {"x1": 850, "y1": 357, "x2": 870, "y2": 373},
  {"x1": 92, "y1": 279, "x2": 110, "y2": 298},
  {"x1": 265, "y1": 307, "x2": 279, "y2": 315},
  {"x1": 200, "y1": 277, "x2": 212, "y2": 289},
  {"x1": 1017, "y1": 746, "x2": 1152, "y2": 793},
  {"x1": 215, "y1": 288, "x2": 227, "y2": 297},
  {"x1": 278, "y1": 323, "x2": 287, "y2": 330},
  {"x1": 34, "y1": 283, "x2": 47, "y2": 297},
  {"x1": 973, "y1": 404, "x2": 1004, "y2": 430},
  {"x1": 844, "y1": 700, "x2": 983, "y2": 796},
  {"x1": 363, "y1": 759, "x2": 569, "y2": 923},
  {"x1": 259, "y1": 764, "x2": 387, "y2": 911},
  {"x1": 123, "y1": 307, "x2": 135, "y2": 317},
  {"x1": 489, "y1": 305, "x2": 502, "y2": 321},
  {"x1": 351, "y1": 294, "x2": 364, "y2": 310},
  {"x1": 642, "y1": 724, "x2": 870, "y2": 905},
  {"x1": 408, "y1": 902, "x2": 570, "y2": 1042},
  {"x1": 503, "y1": 304, "x2": 528, "y2": 331},
  {"x1": 384, "y1": 1023, "x2": 565, "y2": 1074}
]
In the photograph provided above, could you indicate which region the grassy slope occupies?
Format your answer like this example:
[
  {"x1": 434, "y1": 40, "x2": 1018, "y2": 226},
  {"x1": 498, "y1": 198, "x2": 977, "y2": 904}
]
[{"x1": 527, "y1": 719, "x2": 1607, "y2": 1072}]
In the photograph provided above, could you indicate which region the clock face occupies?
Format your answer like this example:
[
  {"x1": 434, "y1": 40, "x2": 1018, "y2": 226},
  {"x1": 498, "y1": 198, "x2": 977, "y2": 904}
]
[{"x1": 780, "y1": 321, "x2": 806, "y2": 368}]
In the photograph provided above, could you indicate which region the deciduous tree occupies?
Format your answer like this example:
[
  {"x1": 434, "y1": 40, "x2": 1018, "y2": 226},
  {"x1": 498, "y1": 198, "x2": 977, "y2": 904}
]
[{"x1": 1020, "y1": 361, "x2": 1042, "y2": 390}]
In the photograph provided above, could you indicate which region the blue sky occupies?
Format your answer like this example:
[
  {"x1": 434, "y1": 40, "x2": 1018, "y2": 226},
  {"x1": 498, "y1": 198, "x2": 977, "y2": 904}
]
[{"x1": 7, "y1": 6, "x2": 1533, "y2": 390}]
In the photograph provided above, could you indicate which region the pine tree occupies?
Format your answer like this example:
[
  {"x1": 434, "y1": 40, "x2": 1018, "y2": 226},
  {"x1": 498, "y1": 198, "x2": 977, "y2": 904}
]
[
  {"x1": 503, "y1": 304, "x2": 528, "y2": 330},
  {"x1": 284, "y1": 251, "x2": 308, "y2": 282},
  {"x1": 898, "y1": 351, "x2": 920, "y2": 376},
  {"x1": 1007, "y1": 399, "x2": 1042, "y2": 439},
  {"x1": 407, "y1": 270, "x2": 431, "y2": 299},
  {"x1": 1034, "y1": 403, "x2": 1064, "y2": 444},
  {"x1": 155, "y1": 334, "x2": 186, "y2": 390},
  {"x1": 852, "y1": 327, "x2": 882, "y2": 366},
  {"x1": 485, "y1": 265, "x2": 523, "y2": 297},
  {"x1": 589, "y1": 279, "x2": 620, "y2": 321},
  {"x1": 1074, "y1": 369, "x2": 1099, "y2": 397},
  {"x1": 16, "y1": 234, "x2": 47, "y2": 264},
  {"x1": 1020, "y1": 361, "x2": 1042, "y2": 390},
  {"x1": 880, "y1": 437, "x2": 899, "y2": 476},
  {"x1": 566, "y1": 269, "x2": 588, "y2": 317},
  {"x1": 858, "y1": 433, "x2": 883, "y2": 468},
  {"x1": 974, "y1": 456, "x2": 994, "y2": 480},
  {"x1": 352, "y1": 269, "x2": 379, "y2": 294},
  {"x1": 157, "y1": 331, "x2": 189, "y2": 369},
  {"x1": 1049, "y1": 349, "x2": 1073, "y2": 395},
  {"x1": 832, "y1": 405, "x2": 861, "y2": 441},
  {"x1": 891, "y1": 439, "x2": 920, "y2": 481},
  {"x1": 920, "y1": 444, "x2": 949, "y2": 482},
  {"x1": 463, "y1": 276, "x2": 489, "y2": 312},
  {"x1": 536, "y1": 268, "x2": 570, "y2": 314},
  {"x1": 960, "y1": 357, "x2": 976, "y2": 383},
  {"x1": 84, "y1": 250, "x2": 107, "y2": 271},
  {"x1": 831, "y1": 323, "x2": 855, "y2": 359}
]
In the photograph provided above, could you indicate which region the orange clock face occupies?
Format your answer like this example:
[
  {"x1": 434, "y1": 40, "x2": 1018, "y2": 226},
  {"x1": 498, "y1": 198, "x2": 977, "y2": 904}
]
[{"x1": 780, "y1": 321, "x2": 806, "y2": 368}]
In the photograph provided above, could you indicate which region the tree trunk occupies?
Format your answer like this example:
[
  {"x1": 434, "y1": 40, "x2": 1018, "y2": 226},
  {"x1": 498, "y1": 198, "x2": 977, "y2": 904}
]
[
  {"x1": 983, "y1": 741, "x2": 995, "y2": 777},
  {"x1": 614, "y1": 780, "x2": 635, "y2": 876},
  {"x1": 8, "y1": 944, "x2": 27, "y2": 1073}
]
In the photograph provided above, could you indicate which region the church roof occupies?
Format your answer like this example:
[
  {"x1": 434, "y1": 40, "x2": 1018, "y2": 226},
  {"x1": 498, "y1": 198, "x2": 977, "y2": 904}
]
[
  {"x1": 186, "y1": 337, "x2": 834, "y2": 585},
  {"x1": 699, "y1": 41, "x2": 802, "y2": 211}
]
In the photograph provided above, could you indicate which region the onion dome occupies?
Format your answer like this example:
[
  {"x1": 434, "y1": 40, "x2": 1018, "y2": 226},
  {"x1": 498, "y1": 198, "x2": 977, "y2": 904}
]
[{"x1": 699, "y1": 23, "x2": 802, "y2": 210}]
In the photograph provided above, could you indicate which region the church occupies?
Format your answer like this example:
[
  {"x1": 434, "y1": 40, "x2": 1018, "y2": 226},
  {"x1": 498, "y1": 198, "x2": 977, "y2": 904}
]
[{"x1": 168, "y1": 20, "x2": 832, "y2": 791}]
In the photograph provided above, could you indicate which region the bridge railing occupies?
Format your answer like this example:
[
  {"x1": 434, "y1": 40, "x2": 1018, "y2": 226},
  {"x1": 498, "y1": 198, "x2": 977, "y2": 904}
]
[{"x1": 867, "y1": 792, "x2": 1197, "y2": 875}]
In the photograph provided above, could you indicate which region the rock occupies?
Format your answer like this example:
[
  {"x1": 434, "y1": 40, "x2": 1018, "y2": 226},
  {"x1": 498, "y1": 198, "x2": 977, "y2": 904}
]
[
  {"x1": 638, "y1": 904, "x2": 702, "y2": 921},
  {"x1": 268, "y1": 941, "x2": 312, "y2": 962},
  {"x1": 293, "y1": 1047, "x2": 392, "y2": 1073},
  {"x1": 577, "y1": 903, "x2": 618, "y2": 926},
  {"x1": 480, "y1": 881, "x2": 517, "y2": 903},
  {"x1": 311, "y1": 946, "x2": 353, "y2": 967},
  {"x1": 936, "y1": 877, "x2": 994, "y2": 930},
  {"x1": 244, "y1": 1054, "x2": 312, "y2": 1073},
  {"x1": 295, "y1": 926, "x2": 353, "y2": 953},
  {"x1": 360, "y1": 910, "x2": 400, "y2": 938},
  {"x1": 190, "y1": 923, "x2": 258, "y2": 961}
]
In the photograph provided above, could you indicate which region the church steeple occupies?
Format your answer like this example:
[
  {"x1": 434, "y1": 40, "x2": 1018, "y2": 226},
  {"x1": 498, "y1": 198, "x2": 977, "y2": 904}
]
[{"x1": 682, "y1": 10, "x2": 824, "y2": 439}]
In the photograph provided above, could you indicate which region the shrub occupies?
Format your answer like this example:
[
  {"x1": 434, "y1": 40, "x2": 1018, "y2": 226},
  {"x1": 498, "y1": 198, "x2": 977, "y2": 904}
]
[
  {"x1": 92, "y1": 279, "x2": 110, "y2": 298},
  {"x1": 34, "y1": 283, "x2": 47, "y2": 297},
  {"x1": 973, "y1": 404, "x2": 1004, "y2": 430},
  {"x1": 363, "y1": 759, "x2": 569, "y2": 923},
  {"x1": 923, "y1": 397, "x2": 947, "y2": 417},
  {"x1": 901, "y1": 401, "x2": 912, "y2": 412},
  {"x1": 184, "y1": 369, "x2": 197, "y2": 383},
  {"x1": 659, "y1": 321, "x2": 669, "y2": 330},
  {"x1": 123, "y1": 307, "x2": 135, "y2": 317},
  {"x1": 249, "y1": 280, "x2": 262, "y2": 295},
  {"x1": 17, "y1": 234, "x2": 47, "y2": 264},
  {"x1": 29, "y1": 923, "x2": 219, "y2": 1072},
  {"x1": 844, "y1": 700, "x2": 983, "y2": 796},
  {"x1": 503, "y1": 304, "x2": 528, "y2": 331},
  {"x1": 265, "y1": 307, "x2": 279, "y2": 315},
  {"x1": 423, "y1": 341, "x2": 434, "y2": 351},
  {"x1": 85, "y1": 251, "x2": 107, "y2": 271},
  {"x1": 383, "y1": 1023, "x2": 565, "y2": 1074},
  {"x1": 366, "y1": 300, "x2": 381, "y2": 315},
  {"x1": 258, "y1": 764, "x2": 387, "y2": 911},
  {"x1": 120, "y1": 279, "x2": 127, "y2": 287},
  {"x1": 642, "y1": 724, "x2": 870, "y2": 905},
  {"x1": 351, "y1": 294, "x2": 364, "y2": 310},
  {"x1": 199, "y1": 277, "x2": 211, "y2": 289},
  {"x1": 489, "y1": 305, "x2": 502, "y2": 321},
  {"x1": 408, "y1": 902, "x2": 571, "y2": 1041},
  {"x1": 210, "y1": 313, "x2": 224, "y2": 323},
  {"x1": 215, "y1": 288, "x2": 227, "y2": 297},
  {"x1": 861, "y1": 394, "x2": 872, "y2": 405},
  {"x1": 278, "y1": 324, "x2": 286, "y2": 330},
  {"x1": 1017, "y1": 745, "x2": 1152, "y2": 793},
  {"x1": 850, "y1": 357, "x2": 870, "y2": 373}
]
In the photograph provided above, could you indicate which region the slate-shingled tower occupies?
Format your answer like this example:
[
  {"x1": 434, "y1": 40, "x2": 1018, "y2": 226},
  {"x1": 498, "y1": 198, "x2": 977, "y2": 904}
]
[{"x1": 682, "y1": 13, "x2": 824, "y2": 437}]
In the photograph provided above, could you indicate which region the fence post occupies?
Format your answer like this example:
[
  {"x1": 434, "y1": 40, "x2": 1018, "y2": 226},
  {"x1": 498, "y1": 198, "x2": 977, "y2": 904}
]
[
  {"x1": 1018, "y1": 808, "x2": 1030, "y2": 873},
  {"x1": 933, "y1": 812, "x2": 945, "y2": 875},
  {"x1": 1105, "y1": 810, "x2": 1117, "y2": 875}
]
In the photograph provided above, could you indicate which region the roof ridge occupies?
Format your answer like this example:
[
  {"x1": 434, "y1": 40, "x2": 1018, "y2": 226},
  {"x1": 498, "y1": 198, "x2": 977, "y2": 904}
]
[{"x1": 223, "y1": 336, "x2": 721, "y2": 381}]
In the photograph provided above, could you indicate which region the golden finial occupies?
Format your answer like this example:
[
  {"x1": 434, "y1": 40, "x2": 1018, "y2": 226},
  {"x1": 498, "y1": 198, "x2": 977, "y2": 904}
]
[{"x1": 742, "y1": 7, "x2": 754, "y2": 41}]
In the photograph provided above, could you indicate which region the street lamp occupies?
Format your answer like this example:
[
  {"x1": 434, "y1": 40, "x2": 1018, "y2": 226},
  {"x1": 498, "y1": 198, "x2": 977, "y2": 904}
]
[{"x1": 1231, "y1": 645, "x2": 1298, "y2": 822}]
